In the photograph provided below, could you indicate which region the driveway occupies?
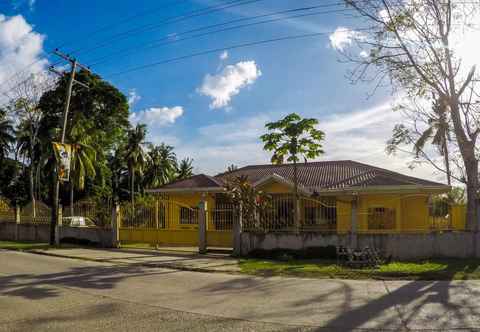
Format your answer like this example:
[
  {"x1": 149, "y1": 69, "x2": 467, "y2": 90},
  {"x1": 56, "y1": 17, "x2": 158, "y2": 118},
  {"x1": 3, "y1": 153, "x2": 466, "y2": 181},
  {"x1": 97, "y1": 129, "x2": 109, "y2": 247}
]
[{"x1": 1, "y1": 250, "x2": 480, "y2": 331}]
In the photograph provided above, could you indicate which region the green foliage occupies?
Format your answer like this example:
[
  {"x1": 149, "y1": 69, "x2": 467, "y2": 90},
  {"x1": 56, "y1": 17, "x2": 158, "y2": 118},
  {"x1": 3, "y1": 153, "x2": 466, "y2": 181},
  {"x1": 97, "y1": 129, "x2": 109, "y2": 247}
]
[
  {"x1": 225, "y1": 175, "x2": 272, "y2": 226},
  {"x1": 176, "y1": 157, "x2": 194, "y2": 180},
  {"x1": 144, "y1": 143, "x2": 177, "y2": 188},
  {"x1": 125, "y1": 124, "x2": 148, "y2": 205},
  {"x1": 0, "y1": 110, "x2": 14, "y2": 161},
  {"x1": 260, "y1": 113, "x2": 325, "y2": 164}
]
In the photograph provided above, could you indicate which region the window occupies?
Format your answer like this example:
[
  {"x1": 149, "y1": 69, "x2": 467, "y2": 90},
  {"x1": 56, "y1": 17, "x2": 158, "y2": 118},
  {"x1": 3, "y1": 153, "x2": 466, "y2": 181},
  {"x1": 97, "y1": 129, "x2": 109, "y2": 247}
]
[
  {"x1": 367, "y1": 207, "x2": 396, "y2": 230},
  {"x1": 180, "y1": 207, "x2": 197, "y2": 225},
  {"x1": 303, "y1": 198, "x2": 337, "y2": 228}
]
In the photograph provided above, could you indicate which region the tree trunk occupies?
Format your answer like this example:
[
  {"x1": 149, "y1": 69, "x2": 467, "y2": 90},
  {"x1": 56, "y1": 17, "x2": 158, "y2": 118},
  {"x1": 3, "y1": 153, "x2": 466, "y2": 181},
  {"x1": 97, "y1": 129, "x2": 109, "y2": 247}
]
[
  {"x1": 70, "y1": 182, "x2": 74, "y2": 217},
  {"x1": 443, "y1": 142, "x2": 451, "y2": 186},
  {"x1": 293, "y1": 159, "x2": 300, "y2": 231},
  {"x1": 465, "y1": 159, "x2": 479, "y2": 231},
  {"x1": 448, "y1": 101, "x2": 478, "y2": 231},
  {"x1": 130, "y1": 167, "x2": 135, "y2": 210},
  {"x1": 29, "y1": 165, "x2": 36, "y2": 219}
]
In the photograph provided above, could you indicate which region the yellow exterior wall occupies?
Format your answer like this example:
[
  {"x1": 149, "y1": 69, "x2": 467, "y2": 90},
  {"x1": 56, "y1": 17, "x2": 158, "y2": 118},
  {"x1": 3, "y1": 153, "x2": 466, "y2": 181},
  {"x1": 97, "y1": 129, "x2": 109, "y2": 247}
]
[
  {"x1": 336, "y1": 197, "x2": 352, "y2": 233},
  {"x1": 357, "y1": 194, "x2": 401, "y2": 232},
  {"x1": 258, "y1": 181, "x2": 293, "y2": 194},
  {"x1": 161, "y1": 193, "x2": 216, "y2": 230},
  {"x1": 401, "y1": 195, "x2": 430, "y2": 232},
  {"x1": 451, "y1": 204, "x2": 467, "y2": 230}
]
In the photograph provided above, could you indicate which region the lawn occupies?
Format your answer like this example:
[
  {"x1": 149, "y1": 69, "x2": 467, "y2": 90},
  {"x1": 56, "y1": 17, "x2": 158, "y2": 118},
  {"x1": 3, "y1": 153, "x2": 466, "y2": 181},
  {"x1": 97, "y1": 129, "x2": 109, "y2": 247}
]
[
  {"x1": 0, "y1": 241, "x2": 51, "y2": 250},
  {"x1": 239, "y1": 258, "x2": 480, "y2": 280}
]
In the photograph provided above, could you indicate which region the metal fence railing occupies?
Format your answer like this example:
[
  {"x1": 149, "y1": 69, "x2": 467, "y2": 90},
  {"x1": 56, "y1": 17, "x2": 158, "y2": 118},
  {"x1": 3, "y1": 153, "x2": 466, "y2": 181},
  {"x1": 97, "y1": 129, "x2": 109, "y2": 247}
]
[
  {"x1": 208, "y1": 204, "x2": 238, "y2": 231},
  {"x1": 20, "y1": 201, "x2": 51, "y2": 224},
  {"x1": 64, "y1": 201, "x2": 112, "y2": 228}
]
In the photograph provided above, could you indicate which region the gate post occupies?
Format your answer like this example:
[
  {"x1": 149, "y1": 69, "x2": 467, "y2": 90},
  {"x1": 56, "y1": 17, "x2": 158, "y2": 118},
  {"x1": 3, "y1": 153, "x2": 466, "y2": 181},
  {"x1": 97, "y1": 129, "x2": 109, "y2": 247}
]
[
  {"x1": 111, "y1": 204, "x2": 120, "y2": 248},
  {"x1": 15, "y1": 204, "x2": 21, "y2": 241},
  {"x1": 198, "y1": 200, "x2": 207, "y2": 254},
  {"x1": 55, "y1": 205, "x2": 63, "y2": 246},
  {"x1": 233, "y1": 202, "x2": 243, "y2": 257}
]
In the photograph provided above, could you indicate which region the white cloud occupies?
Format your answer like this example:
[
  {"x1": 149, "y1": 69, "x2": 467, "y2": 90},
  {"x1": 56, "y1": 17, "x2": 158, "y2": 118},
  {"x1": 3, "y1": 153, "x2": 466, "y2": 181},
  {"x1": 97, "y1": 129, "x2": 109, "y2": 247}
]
[
  {"x1": 0, "y1": 14, "x2": 47, "y2": 98},
  {"x1": 198, "y1": 60, "x2": 262, "y2": 109},
  {"x1": 329, "y1": 27, "x2": 364, "y2": 51},
  {"x1": 127, "y1": 89, "x2": 141, "y2": 107},
  {"x1": 129, "y1": 106, "x2": 184, "y2": 127},
  {"x1": 219, "y1": 50, "x2": 229, "y2": 61}
]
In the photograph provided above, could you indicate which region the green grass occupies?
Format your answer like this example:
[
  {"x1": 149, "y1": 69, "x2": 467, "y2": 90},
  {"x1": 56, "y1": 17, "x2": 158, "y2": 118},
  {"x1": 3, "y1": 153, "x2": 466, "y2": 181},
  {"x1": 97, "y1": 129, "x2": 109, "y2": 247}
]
[
  {"x1": 239, "y1": 258, "x2": 480, "y2": 280},
  {"x1": 0, "y1": 241, "x2": 51, "y2": 250}
]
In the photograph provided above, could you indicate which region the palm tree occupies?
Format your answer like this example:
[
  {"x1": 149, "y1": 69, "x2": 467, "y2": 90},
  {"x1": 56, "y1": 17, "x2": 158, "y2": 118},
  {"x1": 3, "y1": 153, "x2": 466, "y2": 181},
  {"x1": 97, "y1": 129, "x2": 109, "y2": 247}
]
[
  {"x1": 144, "y1": 143, "x2": 177, "y2": 188},
  {"x1": 0, "y1": 111, "x2": 14, "y2": 162},
  {"x1": 67, "y1": 121, "x2": 97, "y2": 215},
  {"x1": 414, "y1": 97, "x2": 452, "y2": 185},
  {"x1": 125, "y1": 124, "x2": 148, "y2": 208},
  {"x1": 177, "y1": 158, "x2": 194, "y2": 180}
]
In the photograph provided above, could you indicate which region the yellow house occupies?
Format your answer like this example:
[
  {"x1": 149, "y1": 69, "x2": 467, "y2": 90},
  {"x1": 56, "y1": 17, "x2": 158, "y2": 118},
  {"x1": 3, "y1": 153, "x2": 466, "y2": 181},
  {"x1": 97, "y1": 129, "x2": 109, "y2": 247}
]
[{"x1": 147, "y1": 160, "x2": 461, "y2": 236}]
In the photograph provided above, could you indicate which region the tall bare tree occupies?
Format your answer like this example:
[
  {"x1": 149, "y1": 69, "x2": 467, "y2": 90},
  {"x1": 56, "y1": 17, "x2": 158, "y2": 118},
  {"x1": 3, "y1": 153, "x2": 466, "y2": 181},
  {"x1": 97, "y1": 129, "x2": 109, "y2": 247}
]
[
  {"x1": 340, "y1": 0, "x2": 480, "y2": 230},
  {"x1": 6, "y1": 73, "x2": 54, "y2": 217}
]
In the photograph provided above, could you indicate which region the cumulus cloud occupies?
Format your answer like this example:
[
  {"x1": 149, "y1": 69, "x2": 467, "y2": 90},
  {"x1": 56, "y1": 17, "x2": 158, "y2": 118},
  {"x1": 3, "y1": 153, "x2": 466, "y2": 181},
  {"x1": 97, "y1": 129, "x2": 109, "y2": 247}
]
[
  {"x1": 129, "y1": 106, "x2": 184, "y2": 127},
  {"x1": 127, "y1": 89, "x2": 141, "y2": 107},
  {"x1": 219, "y1": 51, "x2": 229, "y2": 61},
  {"x1": 0, "y1": 14, "x2": 47, "y2": 97},
  {"x1": 198, "y1": 60, "x2": 262, "y2": 109},
  {"x1": 329, "y1": 27, "x2": 364, "y2": 51}
]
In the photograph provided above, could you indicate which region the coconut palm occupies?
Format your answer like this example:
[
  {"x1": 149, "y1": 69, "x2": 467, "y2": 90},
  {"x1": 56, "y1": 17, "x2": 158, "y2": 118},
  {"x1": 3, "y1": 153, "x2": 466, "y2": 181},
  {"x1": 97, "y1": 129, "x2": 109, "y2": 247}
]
[
  {"x1": 414, "y1": 97, "x2": 452, "y2": 185},
  {"x1": 0, "y1": 111, "x2": 14, "y2": 162},
  {"x1": 177, "y1": 158, "x2": 194, "y2": 180},
  {"x1": 144, "y1": 143, "x2": 177, "y2": 188},
  {"x1": 125, "y1": 124, "x2": 148, "y2": 208}
]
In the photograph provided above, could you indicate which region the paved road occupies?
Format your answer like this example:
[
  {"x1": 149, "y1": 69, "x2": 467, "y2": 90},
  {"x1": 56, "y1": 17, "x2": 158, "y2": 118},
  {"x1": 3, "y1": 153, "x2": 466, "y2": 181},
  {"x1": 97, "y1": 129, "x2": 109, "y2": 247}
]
[{"x1": 1, "y1": 250, "x2": 480, "y2": 332}]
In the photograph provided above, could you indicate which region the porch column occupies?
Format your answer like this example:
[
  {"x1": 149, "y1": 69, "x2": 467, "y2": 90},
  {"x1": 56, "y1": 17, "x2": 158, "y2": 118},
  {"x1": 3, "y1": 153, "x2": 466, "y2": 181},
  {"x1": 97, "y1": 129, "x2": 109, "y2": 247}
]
[
  {"x1": 198, "y1": 200, "x2": 207, "y2": 254},
  {"x1": 350, "y1": 196, "x2": 358, "y2": 249}
]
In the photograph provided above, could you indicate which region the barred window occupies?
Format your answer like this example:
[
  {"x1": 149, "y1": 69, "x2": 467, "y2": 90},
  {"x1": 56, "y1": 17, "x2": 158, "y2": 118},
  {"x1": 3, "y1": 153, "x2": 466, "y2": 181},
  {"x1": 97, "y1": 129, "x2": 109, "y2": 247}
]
[
  {"x1": 180, "y1": 207, "x2": 197, "y2": 225},
  {"x1": 367, "y1": 207, "x2": 396, "y2": 229}
]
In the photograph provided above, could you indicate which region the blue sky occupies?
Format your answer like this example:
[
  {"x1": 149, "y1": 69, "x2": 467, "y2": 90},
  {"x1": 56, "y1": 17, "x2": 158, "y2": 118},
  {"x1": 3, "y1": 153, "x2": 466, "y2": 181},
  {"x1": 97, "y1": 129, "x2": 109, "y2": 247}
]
[{"x1": 0, "y1": 0, "x2": 444, "y2": 181}]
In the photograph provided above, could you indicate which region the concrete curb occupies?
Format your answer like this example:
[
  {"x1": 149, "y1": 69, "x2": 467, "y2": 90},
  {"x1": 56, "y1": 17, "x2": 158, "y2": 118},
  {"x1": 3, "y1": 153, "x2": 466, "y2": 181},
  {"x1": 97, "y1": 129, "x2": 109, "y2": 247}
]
[{"x1": 25, "y1": 249, "x2": 242, "y2": 275}]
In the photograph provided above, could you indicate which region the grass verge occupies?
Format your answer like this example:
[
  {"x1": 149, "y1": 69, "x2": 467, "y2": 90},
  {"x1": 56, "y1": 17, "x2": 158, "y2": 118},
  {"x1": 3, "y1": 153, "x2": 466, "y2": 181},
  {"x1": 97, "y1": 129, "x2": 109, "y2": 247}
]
[
  {"x1": 0, "y1": 241, "x2": 51, "y2": 250},
  {"x1": 239, "y1": 258, "x2": 480, "y2": 280}
]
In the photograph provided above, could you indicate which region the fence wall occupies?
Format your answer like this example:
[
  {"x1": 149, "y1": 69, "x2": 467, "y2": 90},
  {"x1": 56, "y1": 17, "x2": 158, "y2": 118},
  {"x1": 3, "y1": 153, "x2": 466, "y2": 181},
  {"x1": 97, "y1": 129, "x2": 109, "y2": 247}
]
[{"x1": 239, "y1": 231, "x2": 480, "y2": 260}]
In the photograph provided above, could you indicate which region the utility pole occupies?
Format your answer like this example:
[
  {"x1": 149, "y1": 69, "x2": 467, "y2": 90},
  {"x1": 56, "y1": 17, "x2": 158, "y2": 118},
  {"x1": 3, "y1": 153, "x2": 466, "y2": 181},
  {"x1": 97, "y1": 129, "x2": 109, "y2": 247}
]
[{"x1": 49, "y1": 49, "x2": 90, "y2": 245}]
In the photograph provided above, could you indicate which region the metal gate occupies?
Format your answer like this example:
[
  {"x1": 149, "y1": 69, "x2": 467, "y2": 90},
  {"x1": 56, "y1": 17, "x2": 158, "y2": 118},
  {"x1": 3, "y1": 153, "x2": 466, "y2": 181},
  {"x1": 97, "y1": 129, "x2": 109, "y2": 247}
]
[
  {"x1": 119, "y1": 200, "x2": 200, "y2": 247},
  {"x1": 206, "y1": 206, "x2": 236, "y2": 248},
  {"x1": 118, "y1": 200, "x2": 235, "y2": 248}
]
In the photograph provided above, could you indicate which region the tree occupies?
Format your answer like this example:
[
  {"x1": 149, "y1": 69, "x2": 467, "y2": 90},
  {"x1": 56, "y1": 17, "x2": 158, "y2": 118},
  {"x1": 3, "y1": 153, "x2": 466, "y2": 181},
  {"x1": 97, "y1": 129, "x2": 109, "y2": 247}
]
[
  {"x1": 227, "y1": 164, "x2": 238, "y2": 172},
  {"x1": 68, "y1": 122, "x2": 97, "y2": 215},
  {"x1": 7, "y1": 73, "x2": 53, "y2": 216},
  {"x1": 260, "y1": 113, "x2": 325, "y2": 228},
  {"x1": 225, "y1": 175, "x2": 272, "y2": 231},
  {"x1": 177, "y1": 158, "x2": 194, "y2": 180},
  {"x1": 37, "y1": 69, "x2": 130, "y2": 202},
  {"x1": 144, "y1": 143, "x2": 177, "y2": 188},
  {"x1": 0, "y1": 110, "x2": 14, "y2": 162},
  {"x1": 388, "y1": 96, "x2": 454, "y2": 185},
  {"x1": 340, "y1": 0, "x2": 480, "y2": 230},
  {"x1": 125, "y1": 124, "x2": 148, "y2": 208}
]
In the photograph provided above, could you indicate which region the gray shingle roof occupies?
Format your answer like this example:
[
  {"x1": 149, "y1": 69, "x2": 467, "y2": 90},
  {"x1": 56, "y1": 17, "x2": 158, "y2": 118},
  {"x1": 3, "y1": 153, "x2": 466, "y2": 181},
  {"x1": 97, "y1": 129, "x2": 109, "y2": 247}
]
[
  {"x1": 152, "y1": 160, "x2": 448, "y2": 192},
  {"x1": 215, "y1": 160, "x2": 447, "y2": 191}
]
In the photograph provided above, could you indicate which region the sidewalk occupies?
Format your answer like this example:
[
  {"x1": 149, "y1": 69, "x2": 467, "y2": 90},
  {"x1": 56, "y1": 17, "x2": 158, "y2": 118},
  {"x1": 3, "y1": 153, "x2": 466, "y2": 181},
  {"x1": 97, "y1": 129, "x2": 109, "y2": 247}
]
[{"x1": 28, "y1": 247, "x2": 241, "y2": 273}]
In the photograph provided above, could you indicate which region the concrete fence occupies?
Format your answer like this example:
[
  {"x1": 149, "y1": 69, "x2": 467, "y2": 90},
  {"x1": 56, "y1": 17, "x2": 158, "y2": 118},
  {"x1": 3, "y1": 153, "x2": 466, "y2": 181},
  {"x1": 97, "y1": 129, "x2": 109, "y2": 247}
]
[{"x1": 238, "y1": 231, "x2": 480, "y2": 260}]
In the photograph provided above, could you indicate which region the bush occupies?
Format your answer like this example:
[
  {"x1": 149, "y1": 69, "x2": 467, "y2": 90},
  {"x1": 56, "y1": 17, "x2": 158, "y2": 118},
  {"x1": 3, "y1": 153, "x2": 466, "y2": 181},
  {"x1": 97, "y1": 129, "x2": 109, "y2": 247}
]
[{"x1": 248, "y1": 246, "x2": 337, "y2": 260}]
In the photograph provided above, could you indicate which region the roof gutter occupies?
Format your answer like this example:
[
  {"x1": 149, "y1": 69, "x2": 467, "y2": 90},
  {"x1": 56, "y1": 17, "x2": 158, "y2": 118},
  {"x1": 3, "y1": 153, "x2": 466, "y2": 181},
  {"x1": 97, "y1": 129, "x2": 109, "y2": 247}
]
[
  {"x1": 312, "y1": 184, "x2": 450, "y2": 196},
  {"x1": 146, "y1": 187, "x2": 226, "y2": 194}
]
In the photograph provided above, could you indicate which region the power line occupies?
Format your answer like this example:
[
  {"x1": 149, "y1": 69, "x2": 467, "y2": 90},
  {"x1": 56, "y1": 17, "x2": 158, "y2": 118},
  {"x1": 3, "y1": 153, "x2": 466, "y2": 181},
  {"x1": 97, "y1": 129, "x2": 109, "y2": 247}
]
[
  {"x1": 106, "y1": 28, "x2": 368, "y2": 78},
  {"x1": 55, "y1": 0, "x2": 191, "y2": 51},
  {"x1": 88, "y1": 5, "x2": 350, "y2": 67},
  {"x1": 67, "y1": 0, "x2": 269, "y2": 56}
]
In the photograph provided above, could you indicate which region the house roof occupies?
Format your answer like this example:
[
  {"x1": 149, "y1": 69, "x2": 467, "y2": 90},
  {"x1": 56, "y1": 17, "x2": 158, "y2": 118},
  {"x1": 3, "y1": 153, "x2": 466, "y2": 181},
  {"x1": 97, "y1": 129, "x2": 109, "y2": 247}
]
[
  {"x1": 148, "y1": 160, "x2": 449, "y2": 194},
  {"x1": 148, "y1": 174, "x2": 224, "y2": 193}
]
